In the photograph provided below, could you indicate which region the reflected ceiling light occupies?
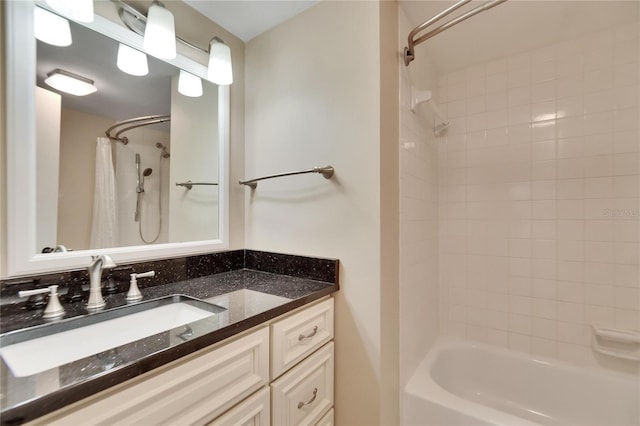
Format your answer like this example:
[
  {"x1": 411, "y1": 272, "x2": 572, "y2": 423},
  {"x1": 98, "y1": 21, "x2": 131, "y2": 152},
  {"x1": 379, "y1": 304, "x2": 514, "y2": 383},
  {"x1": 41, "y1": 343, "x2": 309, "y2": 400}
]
[
  {"x1": 178, "y1": 70, "x2": 203, "y2": 97},
  {"x1": 44, "y1": 69, "x2": 97, "y2": 96},
  {"x1": 34, "y1": 7, "x2": 72, "y2": 47},
  {"x1": 117, "y1": 43, "x2": 149, "y2": 76},
  {"x1": 207, "y1": 37, "x2": 233, "y2": 86},
  {"x1": 143, "y1": 1, "x2": 176, "y2": 59},
  {"x1": 46, "y1": 0, "x2": 94, "y2": 23}
]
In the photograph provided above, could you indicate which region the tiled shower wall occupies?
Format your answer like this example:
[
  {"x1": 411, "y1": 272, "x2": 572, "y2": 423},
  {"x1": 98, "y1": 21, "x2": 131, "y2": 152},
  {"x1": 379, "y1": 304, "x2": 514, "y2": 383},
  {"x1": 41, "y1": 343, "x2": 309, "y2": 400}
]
[{"x1": 438, "y1": 21, "x2": 640, "y2": 368}]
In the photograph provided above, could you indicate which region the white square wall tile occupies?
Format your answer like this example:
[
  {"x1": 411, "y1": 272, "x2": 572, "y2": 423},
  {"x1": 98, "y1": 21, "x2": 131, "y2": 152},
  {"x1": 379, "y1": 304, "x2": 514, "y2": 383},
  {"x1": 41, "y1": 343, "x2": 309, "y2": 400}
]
[
  {"x1": 436, "y1": 24, "x2": 640, "y2": 369},
  {"x1": 532, "y1": 317, "x2": 557, "y2": 339},
  {"x1": 531, "y1": 337, "x2": 558, "y2": 358},
  {"x1": 485, "y1": 91, "x2": 508, "y2": 111},
  {"x1": 508, "y1": 333, "x2": 532, "y2": 353}
]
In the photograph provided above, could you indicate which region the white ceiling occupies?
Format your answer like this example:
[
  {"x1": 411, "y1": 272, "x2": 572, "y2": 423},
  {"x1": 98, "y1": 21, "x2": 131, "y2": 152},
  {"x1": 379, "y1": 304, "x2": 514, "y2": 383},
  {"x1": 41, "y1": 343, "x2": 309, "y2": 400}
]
[
  {"x1": 183, "y1": 0, "x2": 319, "y2": 42},
  {"x1": 399, "y1": 0, "x2": 640, "y2": 73}
]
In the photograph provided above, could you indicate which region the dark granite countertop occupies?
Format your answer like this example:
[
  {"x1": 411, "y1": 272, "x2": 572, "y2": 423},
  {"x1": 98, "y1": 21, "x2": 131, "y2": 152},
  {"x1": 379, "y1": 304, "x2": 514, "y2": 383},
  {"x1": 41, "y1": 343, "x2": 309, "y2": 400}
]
[{"x1": 0, "y1": 253, "x2": 339, "y2": 425}]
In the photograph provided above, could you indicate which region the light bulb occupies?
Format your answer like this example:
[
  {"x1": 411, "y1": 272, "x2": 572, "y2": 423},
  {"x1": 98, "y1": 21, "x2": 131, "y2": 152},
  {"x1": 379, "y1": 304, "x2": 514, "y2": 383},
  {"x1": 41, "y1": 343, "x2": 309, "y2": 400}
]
[
  {"x1": 178, "y1": 71, "x2": 203, "y2": 97},
  {"x1": 207, "y1": 39, "x2": 233, "y2": 85},
  {"x1": 143, "y1": 2, "x2": 176, "y2": 60},
  {"x1": 117, "y1": 44, "x2": 149, "y2": 76},
  {"x1": 34, "y1": 7, "x2": 72, "y2": 47}
]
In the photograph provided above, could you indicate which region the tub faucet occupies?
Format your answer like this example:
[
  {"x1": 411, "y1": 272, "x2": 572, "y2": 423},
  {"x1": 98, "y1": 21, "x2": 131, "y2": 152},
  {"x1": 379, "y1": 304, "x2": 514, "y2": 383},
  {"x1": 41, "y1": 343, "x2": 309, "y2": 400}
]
[{"x1": 87, "y1": 255, "x2": 116, "y2": 311}]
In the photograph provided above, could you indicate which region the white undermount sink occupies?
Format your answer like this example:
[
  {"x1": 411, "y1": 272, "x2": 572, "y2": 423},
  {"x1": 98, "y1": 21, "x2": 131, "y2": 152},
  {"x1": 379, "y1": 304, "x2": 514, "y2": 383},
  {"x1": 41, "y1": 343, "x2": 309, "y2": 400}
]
[{"x1": 0, "y1": 295, "x2": 225, "y2": 378}]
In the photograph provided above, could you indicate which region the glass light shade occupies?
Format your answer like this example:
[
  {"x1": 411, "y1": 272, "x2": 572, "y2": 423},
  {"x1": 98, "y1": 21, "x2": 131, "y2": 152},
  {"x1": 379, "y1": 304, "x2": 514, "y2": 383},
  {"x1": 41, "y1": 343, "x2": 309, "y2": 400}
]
[
  {"x1": 34, "y1": 7, "x2": 72, "y2": 47},
  {"x1": 178, "y1": 71, "x2": 203, "y2": 97},
  {"x1": 207, "y1": 39, "x2": 233, "y2": 85},
  {"x1": 143, "y1": 2, "x2": 176, "y2": 59},
  {"x1": 46, "y1": 0, "x2": 94, "y2": 23},
  {"x1": 44, "y1": 69, "x2": 97, "y2": 96},
  {"x1": 117, "y1": 44, "x2": 149, "y2": 76}
]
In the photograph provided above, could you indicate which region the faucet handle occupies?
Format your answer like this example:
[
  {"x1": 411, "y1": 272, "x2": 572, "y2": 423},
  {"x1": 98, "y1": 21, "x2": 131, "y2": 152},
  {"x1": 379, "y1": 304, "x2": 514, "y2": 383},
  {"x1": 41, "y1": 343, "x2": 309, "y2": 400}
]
[
  {"x1": 18, "y1": 285, "x2": 65, "y2": 319},
  {"x1": 126, "y1": 271, "x2": 155, "y2": 302},
  {"x1": 132, "y1": 270, "x2": 155, "y2": 279}
]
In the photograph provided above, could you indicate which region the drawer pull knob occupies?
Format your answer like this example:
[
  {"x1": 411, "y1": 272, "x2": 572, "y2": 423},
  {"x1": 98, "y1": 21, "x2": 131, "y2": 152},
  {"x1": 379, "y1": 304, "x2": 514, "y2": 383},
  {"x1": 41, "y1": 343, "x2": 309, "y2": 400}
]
[
  {"x1": 298, "y1": 326, "x2": 319, "y2": 342},
  {"x1": 298, "y1": 387, "x2": 318, "y2": 409}
]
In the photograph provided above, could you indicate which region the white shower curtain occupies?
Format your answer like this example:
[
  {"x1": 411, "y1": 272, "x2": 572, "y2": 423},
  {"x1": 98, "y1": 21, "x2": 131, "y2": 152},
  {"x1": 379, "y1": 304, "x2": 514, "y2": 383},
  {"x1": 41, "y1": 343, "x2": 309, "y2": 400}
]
[{"x1": 90, "y1": 137, "x2": 119, "y2": 249}]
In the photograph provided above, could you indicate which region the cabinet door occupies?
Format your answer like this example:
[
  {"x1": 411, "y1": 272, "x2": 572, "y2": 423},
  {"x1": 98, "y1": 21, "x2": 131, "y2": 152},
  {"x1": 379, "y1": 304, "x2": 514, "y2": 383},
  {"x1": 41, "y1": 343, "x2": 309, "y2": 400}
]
[
  {"x1": 208, "y1": 387, "x2": 270, "y2": 426},
  {"x1": 31, "y1": 327, "x2": 269, "y2": 426},
  {"x1": 271, "y1": 298, "x2": 334, "y2": 379},
  {"x1": 271, "y1": 342, "x2": 334, "y2": 426}
]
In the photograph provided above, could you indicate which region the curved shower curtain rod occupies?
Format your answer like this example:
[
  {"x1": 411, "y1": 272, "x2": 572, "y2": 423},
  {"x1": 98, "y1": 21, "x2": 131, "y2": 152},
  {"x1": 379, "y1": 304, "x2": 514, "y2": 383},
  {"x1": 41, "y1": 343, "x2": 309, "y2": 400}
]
[
  {"x1": 404, "y1": 0, "x2": 508, "y2": 66},
  {"x1": 105, "y1": 114, "x2": 171, "y2": 145}
]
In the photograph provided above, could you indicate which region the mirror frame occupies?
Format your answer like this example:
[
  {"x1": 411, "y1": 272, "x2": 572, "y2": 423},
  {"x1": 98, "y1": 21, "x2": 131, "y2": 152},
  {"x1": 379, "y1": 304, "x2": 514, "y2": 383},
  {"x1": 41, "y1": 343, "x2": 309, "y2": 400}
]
[{"x1": 4, "y1": 1, "x2": 230, "y2": 278}]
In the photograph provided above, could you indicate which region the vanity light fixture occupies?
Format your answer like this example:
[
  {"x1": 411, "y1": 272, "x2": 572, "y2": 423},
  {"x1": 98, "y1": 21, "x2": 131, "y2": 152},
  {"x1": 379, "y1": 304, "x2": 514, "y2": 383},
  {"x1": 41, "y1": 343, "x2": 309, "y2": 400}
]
[
  {"x1": 117, "y1": 43, "x2": 149, "y2": 76},
  {"x1": 114, "y1": 0, "x2": 233, "y2": 86},
  {"x1": 46, "y1": 0, "x2": 94, "y2": 23},
  {"x1": 178, "y1": 70, "x2": 203, "y2": 97},
  {"x1": 44, "y1": 69, "x2": 97, "y2": 96},
  {"x1": 207, "y1": 37, "x2": 233, "y2": 86},
  {"x1": 143, "y1": 1, "x2": 176, "y2": 60},
  {"x1": 34, "y1": 7, "x2": 72, "y2": 47}
]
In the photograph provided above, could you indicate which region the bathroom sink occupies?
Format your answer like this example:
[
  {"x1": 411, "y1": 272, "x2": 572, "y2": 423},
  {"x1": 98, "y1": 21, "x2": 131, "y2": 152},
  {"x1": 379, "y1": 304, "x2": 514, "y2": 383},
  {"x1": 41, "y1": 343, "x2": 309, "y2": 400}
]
[{"x1": 0, "y1": 295, "x2": 226, "y2": 377}]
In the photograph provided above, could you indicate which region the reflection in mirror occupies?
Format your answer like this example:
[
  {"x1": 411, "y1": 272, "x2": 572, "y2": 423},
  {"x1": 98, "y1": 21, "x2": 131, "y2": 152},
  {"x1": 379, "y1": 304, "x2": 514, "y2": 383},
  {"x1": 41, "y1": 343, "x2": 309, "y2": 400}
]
[{"x1": 35, "y1": 16, "x2": 219, "y2": 254}]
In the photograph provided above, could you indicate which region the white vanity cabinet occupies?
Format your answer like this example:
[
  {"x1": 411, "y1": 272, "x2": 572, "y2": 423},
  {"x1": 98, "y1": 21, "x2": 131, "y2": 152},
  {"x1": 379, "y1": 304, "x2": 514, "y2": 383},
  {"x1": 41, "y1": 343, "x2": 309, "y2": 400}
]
[
  {"x1": 29, "y1": 327, "x2": 270, "y2": 426},
  {"x1": 270, "y1": 298, "x2": 335, "y2": 426},
  {"x1": 26, "y1": 297, "x2": 335, "y2": 426}
]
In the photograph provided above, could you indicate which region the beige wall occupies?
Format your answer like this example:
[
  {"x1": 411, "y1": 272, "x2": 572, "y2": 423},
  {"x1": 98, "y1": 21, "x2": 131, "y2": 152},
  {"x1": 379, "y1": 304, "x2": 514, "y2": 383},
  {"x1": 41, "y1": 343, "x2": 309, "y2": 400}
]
[
  {"x1": 35, "y1": 87, "x2": 62, "y2": 251},
  {"x1": 169, "y1": 76, "x2": 219, "y2": 242},
  {"x1": 57, "y1": 108, "x2": 114, "y2": 250},
  {"x1": 379, "y1": 0, "x2": 400, "y2": 424},
  {"x1": 245, "y1": 1, "x2": 400, "y2": 424}
]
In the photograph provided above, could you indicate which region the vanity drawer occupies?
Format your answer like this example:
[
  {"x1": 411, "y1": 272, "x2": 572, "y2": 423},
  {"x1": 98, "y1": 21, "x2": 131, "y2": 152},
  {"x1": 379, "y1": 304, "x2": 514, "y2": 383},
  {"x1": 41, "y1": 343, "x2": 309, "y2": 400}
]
[
  {"x1": 208, "y1": 386, "x2": 271, "y2": 426},
  {"x1": 271, "y1": 342, "x2": 334, "y2": 426},
  {"x1": 31, "y1": 327, "x2": 269, "y2": 426},
  {"x1": 271, "y1": 298, "x2": 334, "y2": 378},
  {"x1": 316, "y1": 408, "x2": 334, "y2": 426}
]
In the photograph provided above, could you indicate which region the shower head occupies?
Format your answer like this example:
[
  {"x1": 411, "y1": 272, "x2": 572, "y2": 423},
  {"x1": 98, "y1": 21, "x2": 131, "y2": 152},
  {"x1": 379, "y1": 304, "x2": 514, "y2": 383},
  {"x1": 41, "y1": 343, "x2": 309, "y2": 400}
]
[
  {"x1": 156, "y1": 142, "x2": 170, "y2": 158},
  {"x1": 143, "y1": 168, "x2": 152, "y2": 177}
]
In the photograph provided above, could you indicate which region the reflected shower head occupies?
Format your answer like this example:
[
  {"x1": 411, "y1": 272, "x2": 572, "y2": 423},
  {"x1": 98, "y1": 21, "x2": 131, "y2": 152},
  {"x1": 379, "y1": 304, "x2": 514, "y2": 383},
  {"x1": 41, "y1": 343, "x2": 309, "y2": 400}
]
[
  {"x1": 155, "y1": 142, "x2": 170, "y2": 158},
  {"x1": 143, "y1": 168, "x2": 152, "y2": 177}
]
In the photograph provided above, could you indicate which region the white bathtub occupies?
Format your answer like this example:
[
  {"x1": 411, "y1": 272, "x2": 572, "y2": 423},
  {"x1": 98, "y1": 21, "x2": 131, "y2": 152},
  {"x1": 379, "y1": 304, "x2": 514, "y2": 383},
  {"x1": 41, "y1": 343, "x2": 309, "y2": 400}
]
[{"x1": 403, "y1": 338, "x2": 639, "y2": 426}]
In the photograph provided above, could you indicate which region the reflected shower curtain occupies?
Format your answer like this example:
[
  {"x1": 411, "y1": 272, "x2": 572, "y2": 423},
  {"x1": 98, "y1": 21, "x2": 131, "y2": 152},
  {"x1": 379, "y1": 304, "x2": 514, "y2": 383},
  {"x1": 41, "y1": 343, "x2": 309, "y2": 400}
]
[{"x1": 90, "y1": 138, "x2": 119, "y2": 248}]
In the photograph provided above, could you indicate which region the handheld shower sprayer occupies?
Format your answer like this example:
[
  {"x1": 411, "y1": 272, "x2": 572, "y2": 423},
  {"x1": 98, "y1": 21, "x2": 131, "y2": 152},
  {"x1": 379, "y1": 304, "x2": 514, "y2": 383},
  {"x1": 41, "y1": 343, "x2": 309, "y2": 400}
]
[
  {"x1": 141, "y1": 168, "x2": 152, "y2": 189},
  {"x1": 134, "y1": 154, "x2": 150, "y2": 222},
  {"x1": 135, "y1": 153, "x2": 141, "y2": 193}
]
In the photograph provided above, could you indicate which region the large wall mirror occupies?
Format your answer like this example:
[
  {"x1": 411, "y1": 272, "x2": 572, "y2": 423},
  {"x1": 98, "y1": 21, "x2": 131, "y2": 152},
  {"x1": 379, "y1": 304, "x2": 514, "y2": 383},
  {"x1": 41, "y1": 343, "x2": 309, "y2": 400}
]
[{"x1": 4, "y1": 1, "x2": 230, "y2": 277}]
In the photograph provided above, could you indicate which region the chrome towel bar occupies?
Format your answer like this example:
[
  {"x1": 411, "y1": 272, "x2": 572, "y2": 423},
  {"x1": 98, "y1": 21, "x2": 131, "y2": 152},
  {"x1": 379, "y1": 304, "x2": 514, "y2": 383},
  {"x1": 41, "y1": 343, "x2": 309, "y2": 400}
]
[
  {"x1": 240, "y1": 166, "x2": 334, "y2": 190},
  {"x1": 175, "y1": 181, "x2": 218, "y2": 190}
]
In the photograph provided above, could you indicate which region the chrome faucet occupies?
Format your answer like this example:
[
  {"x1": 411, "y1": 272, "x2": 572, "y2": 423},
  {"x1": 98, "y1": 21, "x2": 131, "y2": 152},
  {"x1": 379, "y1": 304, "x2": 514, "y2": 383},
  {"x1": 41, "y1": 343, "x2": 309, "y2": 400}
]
[{"x1": 87, "y1": 255, "x2": 116, "y2": 311}]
